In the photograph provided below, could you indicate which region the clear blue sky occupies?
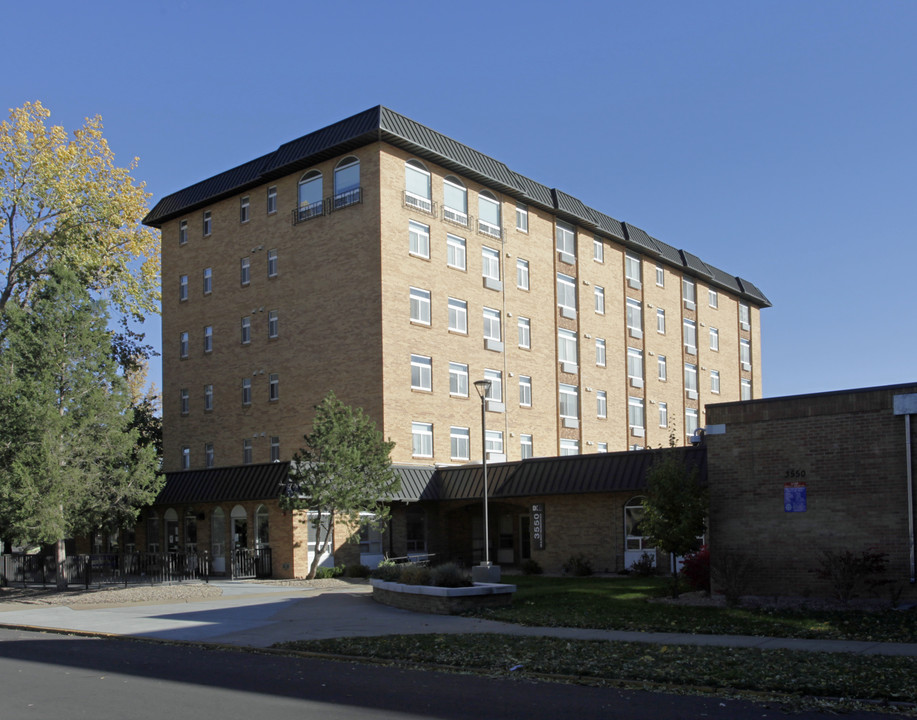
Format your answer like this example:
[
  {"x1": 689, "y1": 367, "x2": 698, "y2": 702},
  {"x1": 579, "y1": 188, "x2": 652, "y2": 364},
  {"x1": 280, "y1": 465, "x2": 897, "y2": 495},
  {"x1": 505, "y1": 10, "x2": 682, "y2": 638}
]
[{"x1": 5, "y1": 0, "x2": 916, "y2": 400}]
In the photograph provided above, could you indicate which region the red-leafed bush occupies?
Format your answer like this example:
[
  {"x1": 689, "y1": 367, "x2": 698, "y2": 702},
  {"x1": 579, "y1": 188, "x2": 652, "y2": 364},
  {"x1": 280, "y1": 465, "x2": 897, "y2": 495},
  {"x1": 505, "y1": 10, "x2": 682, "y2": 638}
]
[{"x1": 681, "y1": 545, "x2": 710, "y2": 594}]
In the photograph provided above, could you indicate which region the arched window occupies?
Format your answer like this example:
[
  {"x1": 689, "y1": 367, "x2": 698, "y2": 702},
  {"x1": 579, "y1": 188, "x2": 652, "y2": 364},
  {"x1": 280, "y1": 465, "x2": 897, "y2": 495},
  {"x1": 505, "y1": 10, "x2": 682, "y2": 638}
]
[
  {"x1": 404, "y1": 159, "x2": 431, "y2": 212},
  {"x1": 297, "y1": 170, "x2": 323, "y2": 220},
  {"x1": 231, "y1": 505, "x2": 248, "y2": 549},
  {"x1": 333, "y1": 156, "x2": 361, "y2": 208},
  {"x1": 184, "y1": 510, "x2": 198, "y2": 553},
  {"x1": 146, "y1": 511, "x2": 161, "y2": 553},
  {"x1": 255, "y1": 505, "x2": 270, "y2": 548},
  {"x1": 442, "y1": 176, "x2": 467, "y2": 226},
  {"x1": 478, "y1": 190, "x2": 501, "y2": 238},
  {"x1": 624, "y1": 497, "x2": 648, "y2": 551},
  {"x1": 164, "y1": 508, "x2": 179, "y2": 552}
]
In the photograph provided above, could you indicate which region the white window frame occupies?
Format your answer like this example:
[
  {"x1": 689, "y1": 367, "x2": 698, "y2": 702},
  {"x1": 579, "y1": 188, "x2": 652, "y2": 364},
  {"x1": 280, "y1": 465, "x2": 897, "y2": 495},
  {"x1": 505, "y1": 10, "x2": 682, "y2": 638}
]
[
  {"x1": 597, "y1": 442, "x2": 608, "y2": 453},
  {"x1": 595, "y1": 338, "x2": 606, "y2": 367},
  {"x1": 741, "y1": 338, "x2": 751, "y2": 370},
  {"x1": 596, "y1": 390, "x2": 607, "y2": 418},
  {"x1": 655, "y1": 263, "x2": 664, "y2": 287},
  {"x1": 449, "y1": 362, "x2": 469, "y2": 397},
  {"x1": 240, "y1": 257, "x2": 251, "y2": 286},
  {"x1": 180, "y1": 332, "x2": 189, "y2": 359},
  {"x1": 179, "y1": 275, "x2": 188, "y2": 302},
  {"x1": 478, "y1": 191, "x2": 502, "y2": 238},
  {"x1": 658, "y1": 355, "x2": 667, "y2": 381},
  {"x1": 686, "y1": 408, "x2": 699, "y2": 438},
  {"x1": 683, "y1": 277, "x2": 696, "y2": 309},
  {"x1": 267, "y1": 186, "x2": 277, "y2": 214},
  {"x1": 180, "y1": 388, "x2": 189, "y2": 415},
  {"x1": 482, "y1": 246, "x2": 500, "y2": 282},
  {"x1": 657, "y1": 308, "x2": 666, "y2": 334},
  {"x1": 446, "y1": 233, "x2": 466, "y2": 270},
  {"x1": 711, "y1": 369, "x2": 721, "y2": 394},
  {"x1": 518, "y1": 316, "x2": 531, "y2": 349},
  {"x1": 628, "y1": 347, "x2": 644, "y2": 387},
  {"x1": 684, "y1": 318, "x2": 697, "y2": 355},
  {"x1": 625, "y1": 252, "x2": 641, "y2": 289},
  {"x1": 412, "y1": 422, "x2": 433, "y2": 458},
  {"x1": 484, "y1": 368, "x2": 503, "y2": 403},
  {"x1": 740, "y1": 302, "x2": 751, "y2": 331},
  {"x1": 243, "y1": 438, "x2": 253, "y2": 465},
  {"x1": 555, "y1": 220, "x2": 575, "y2": 261},
  {"x1": 710, "y1": 327, "x2": 719, "y2": 351},
  {"x1": 241, "y1": 377, "x2": 252, "y2": 406},
  {"x1": 559, "y1": 383, "x2": 578, "y2": 421},
  {"x1": 485, "y1": 430, "x2": 504, "y2": 456},
  {"x1": 405, "y1": 160, "x2": 432, "y2": 212},
  {"x1": 203, "y1": 267, "x2": 212, "y2": 294},
  {"x1": 203, "y1": 325, "x2": 212, "y2": 353},
  {"x1": 409, "y1": 220, "x2": 430, "y2": 259},
  {"x1": 515, "y1": 202, "x2": 528, "y2": 233},
  {"x1": 685, "y1": 363, "x2": 698, "y2": 395},
  {"x1": 268, "y1": 310, "x2": 279, "y2": 339},
  {"x1": 659, "y1": 401, "x2": 668, "y2": 428},
  {"x1": 450, "y1": 426, "x2": 470, "y2": 461},
  {"x1": 205, "y1": 443, "x2": 214, "y2": 468},
  {"x1": 558, "y1": 328, "x2": 577, "y2": 368},
  {"x1": 593, "y1": 237, "x2": 604, "y2": 262},
  {"x1": 411, "y1": 354, "x2": 432, "y2": 391},
  {"x1": 516, "y1": 258, "x2": 530, "y2": 290},
  {"x1": 557, "y1": 273, "x2": 576, "y2": 315},
  {"x1": 520, "y1": 434, "x2": 533, "y2": 459},
  {"x1": 709, "y1": 289, "x2": 718, "y2": 308},
  {"x1": 448, "y1": 297, "x2": 467, "y2": 333},
  {"x1": 629, "y1": 396, "x2": 645, "y2": 435},
  {"x1": 240, "y1": 195, "x2": 250, "y2": 223},
  {"x1": 241, "y1": 316, "x2": 251, "y2": 345},
  {"x1": 202, "y1": 211, "x2": 211, "y2": 237},
  {"x1": 204, "y1": 384, "x2": 213, "y2": 411},
  {"x1": 559, "y1": 438, "x2": 579, "y2": 456},
  {"x1": 483, "y1": 306, "x2": 501, "y2": 343},
  {"x1": 442, "y1": 176, "x2": 468, "y2": 226},
  {"x1": 270, "y1": 436, "x2": 280, "y2": 463},
  {"x1": 741, "y1": 377, "x2": 752, "y2": 400},
  {"x1": 410, "y1": 287, "x2": 431, "y2": 325},
  {"x1": 626, "y1": 298, "x2": 643, "y2": 338},
  {"x1": 594, "y1": 285, "x2": 605, "y2": 314},
  {"x1": 179, "y1": 219, "x2": 188, "y2": 245},
  {"x1": 519, "y1": 375, "x2": 532, "y2": 407},
  {"x1": 267, "y1": 249, "x2": 278, "y2": 278},
  {"x1": 269, "y1": 373, "x2": 279, "y2": 402}
]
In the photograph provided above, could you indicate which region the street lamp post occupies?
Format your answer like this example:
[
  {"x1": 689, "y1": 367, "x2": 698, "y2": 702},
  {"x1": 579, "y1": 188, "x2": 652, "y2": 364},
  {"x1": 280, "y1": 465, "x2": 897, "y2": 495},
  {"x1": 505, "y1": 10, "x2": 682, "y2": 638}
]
[{"x1": 473, "y1": 379, "x2": 492, "y2": 567}]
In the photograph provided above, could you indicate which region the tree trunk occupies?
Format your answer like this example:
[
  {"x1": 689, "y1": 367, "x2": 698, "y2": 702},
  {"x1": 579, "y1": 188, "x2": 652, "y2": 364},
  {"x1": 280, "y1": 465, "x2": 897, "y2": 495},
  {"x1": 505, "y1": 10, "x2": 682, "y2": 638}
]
[{"x1": 55, "y1": 538, "x2": 68, "y2": 590}]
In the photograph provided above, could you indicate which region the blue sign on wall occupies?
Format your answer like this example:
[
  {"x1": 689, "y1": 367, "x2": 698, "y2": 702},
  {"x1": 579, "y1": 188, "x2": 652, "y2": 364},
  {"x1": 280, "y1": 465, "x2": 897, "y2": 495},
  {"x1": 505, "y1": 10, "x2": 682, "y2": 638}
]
[{"x1": 784, "y1": 482, "x2": 807, "y2": 512}]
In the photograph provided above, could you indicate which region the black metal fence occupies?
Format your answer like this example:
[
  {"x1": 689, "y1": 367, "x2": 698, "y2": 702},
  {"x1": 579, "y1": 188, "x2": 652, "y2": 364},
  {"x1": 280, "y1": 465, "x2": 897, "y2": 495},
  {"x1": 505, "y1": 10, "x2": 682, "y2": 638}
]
[
  {"x1": 231, "y1": 547, "x2": 272, "y2": 579},
  {"x1": 0, "y1": 552, "x2": 211, "y2": 589}
]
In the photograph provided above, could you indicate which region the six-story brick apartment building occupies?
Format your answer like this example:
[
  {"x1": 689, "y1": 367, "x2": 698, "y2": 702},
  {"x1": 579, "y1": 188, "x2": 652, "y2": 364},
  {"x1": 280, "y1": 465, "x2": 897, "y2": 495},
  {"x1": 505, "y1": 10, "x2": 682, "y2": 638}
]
[{"x1": 145, "y1": 106, "x2": 769, "y2": 475}]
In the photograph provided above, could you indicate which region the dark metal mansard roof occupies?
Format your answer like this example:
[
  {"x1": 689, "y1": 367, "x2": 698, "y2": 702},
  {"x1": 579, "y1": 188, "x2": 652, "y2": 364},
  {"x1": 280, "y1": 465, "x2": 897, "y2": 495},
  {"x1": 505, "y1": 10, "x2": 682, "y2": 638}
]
[
  {"x1": 153, "y1": 447, "x2": 706, "y2": 506},
  {"x1": 143, "y1": 106, "x2": 769, "y2": 307}
]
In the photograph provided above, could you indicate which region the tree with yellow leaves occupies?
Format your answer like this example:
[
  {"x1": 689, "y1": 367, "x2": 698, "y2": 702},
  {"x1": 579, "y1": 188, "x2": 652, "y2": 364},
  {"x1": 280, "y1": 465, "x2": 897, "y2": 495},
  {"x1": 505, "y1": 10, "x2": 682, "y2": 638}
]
[{"x1": 0, "y1": 101, "x2": 160, "y2": 324}]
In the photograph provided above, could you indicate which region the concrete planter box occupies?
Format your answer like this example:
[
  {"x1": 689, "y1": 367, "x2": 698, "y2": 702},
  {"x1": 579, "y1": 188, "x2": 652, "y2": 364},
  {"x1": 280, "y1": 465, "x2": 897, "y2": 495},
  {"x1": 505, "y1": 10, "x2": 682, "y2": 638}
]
[{"x1": 371, "y1": 579, "x2": 516, "y2": 615}]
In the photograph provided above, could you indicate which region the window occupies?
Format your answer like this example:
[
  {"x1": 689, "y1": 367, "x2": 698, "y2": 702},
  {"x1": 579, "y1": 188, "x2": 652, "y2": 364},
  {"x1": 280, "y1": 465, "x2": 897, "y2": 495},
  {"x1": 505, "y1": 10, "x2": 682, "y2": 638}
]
[
  {"x1": 518, "y1": 317, "x2": 531, "y2": 348},
  {"x1": 203, "y1": 267, "x2": 212, "y2": 294},
  {"x1": 516, "y1": 258, "x2": 529, "y2": 290},
  {"x1": 268, "y1": 310, "x2": 278, "y2": 339},
  {"x1": 626, "y1": 298, "x2": 643, "y2": 337},
  {"x1": 628, "y1": 347, "x2": 644, "y2": 386},
  {"x1": 558, "y1": 328, "x2": 577, "y2": 367},
  {"x1": 410, "y1": 287, "x2": 431, "y2": 325},
  {"x1": 711, "y1": 369, "x2": 721, "y2": 394},
  {"x1": 482, "y1": 246, "x2": 500, "y2": 283},
  {"x1": 179, "y1": 219, "x2": 188, "y2": 245},
  {"x1": 709, "y1": 327, "x2": 719, "y2": 351},
  {"x1": 181, "y1": 447, "x2": 190, "y2": 471},
  {"x1": 442, "y1": 176, "x2": 468, "y2": 225},
  {"x1": 478, "y1": 190, "x2": 501, "y2": 238},
  {"x1": 333, "y1": 156, "x2": 360, "y2": 208},
  {"x1": 204, "y1": 384, "x2": 213, "y2": 411},
  {"x1": 739, "y1": 302, "x2": 750, "y2": 330},
  {"x1": 180, "y1": 388, "x2": 189, "y2": 415},
  {"x1": 449, "y1": 362, "x2": 468, "y2": 397},
  {"x1": 741, "y1": 377, "x2": 752, "y2": 400},
  {"x1": 447, "y1": 297, "x2": 466, "y2": 333},
  {"x1": 409, "y1": 220, "x2": 430, "y2": 258},
  {"x1": 267, "y1": 249, "x2": 278, "y2": 277},
  {"x1": 685, "y1": 363, "x2": 698, "y2": 396},
  {"x1": 243, "y1": 438, "x2": 253, "y2": 465},
  {"x1": 557, "y1": 273, "x2": 576, "y2": 315},
  {"x1": 405, "y1": 160, "x2": 432, "y2": 212},
  {"x1": 597, "y1": 390, "x2": 607, "y2": 418},
  {"x1": 267, "y1": 186, "x2": 277, "y2": 214},
  {"x1": 595, "y1": 338, "x2": 606, "y2": 366},
  {"x1": 270, "y1": 436, "x2": 280, "y2": 462},
  {"x1": 686, "y1": 408, "x2": 699, "y2": 438},
  {"x1": 240, "y1": 257, "x2": 250, "y2": 285},
  {"x1": 483, "y1": 307, "x2": 501, "y2": 343},
  {"x1": 205, "y1": 443, "x2": 214, "y2": 468},
  {"x1": 625, "y1": 252, "x2": 641, "y2": 288},
  {"x1": 594, "y1": 286, "x2": 605, "y2": 314},
  {"x1": 658, "y1": 355, "x2": 667, "y2": 381},
  {"x1": 411, "y1": 354, "x2": 432, "y2": 391},
  {"x1": 179, "y1": 332, "x2": 189, "y2": 359},
  {"x1": 516, "y1": 203, "x2": 528, "y2": 232},
  {"x1": 203, "y1": 325, "x2": 212, "y2": 353},
  {"x1": 412, "y1": 422, "x2": 433, "y2": 457},
  {"x1": 559, "y1": 438, "x2": 579, "y2": 456},
  {"x1": 659, "y1": 401, "x2": 668, "y2": 428},
  {"x1": 597, "y1": 442, "x2": 608, "y2": 453},
  {"x1": 203, "y1": 211, "x2": 211, "y2": 237},
  {"x1": 556, "y1": 220, "x2": 575, "y2": 261},
  {"x1": 684, "y1": 319, "x2": 697, "y2": 354},
  {"x1": 520, "y1": 434, "x2": 533, "y2": 459},
  {"x1": 241, "y1": 316, "x2": 251, "y2": 344},
  {"x1": 683, "y1": 277, "x2": 696, "y2": 309},
  {"x1": 629, "y1": 397, "x2": 645, "y2": 435},
  {"x1": 485, "y1": 430, "x2": 504, "y2": 457},
  {"x1": 593, "y1": 237, "x2": 604, "y2": 262},
  {"x1": 657, "y1": 308, "x2": 666, "y2": 334},
  {"x1": 297, "y1": 170, "x2": 323, "y2": 220},
  {"x1": 269, "y1": 373, "x2": 279, "y2": 401},
  {"x1": 709, "y1": 289, "x2": 718, "y2": 308},
  {"x1": 240, "y1": 195, "x2": 250, "y2": 223},
  {"x1": 656, "y1": 264, "x2": 664, "y2": 287},
  {"x1": 179, "y1": 275, "x2": 188, "y2": 301},
  {"x1": 484, "y1": 368, "x2": 503, "y2": 403},
  {"x1": 519, "y1": 375, "x2": 532, "y2": 407},
  {"x1": 559, "y1": 383, "x2": 578, "y2": 421},
  {"x1": 741, "y1": 338, "x2": 751, "y2": 369},
  {"x1": 241, "y1": 378, "x2": 252, "y2": 406},
  {"x1": 447, "y1": 234, "x2": 466, "y2": 270},
  {"x1": 450, "y1": 427, "x2": 470, "y2": 461}
]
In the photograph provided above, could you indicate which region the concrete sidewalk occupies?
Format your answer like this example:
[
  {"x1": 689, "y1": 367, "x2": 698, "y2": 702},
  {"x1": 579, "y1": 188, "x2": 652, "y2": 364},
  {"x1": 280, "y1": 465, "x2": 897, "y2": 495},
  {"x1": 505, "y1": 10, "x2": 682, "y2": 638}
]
[{"x1": 1, "y1": 581, "x2": 916, "y2": 656}]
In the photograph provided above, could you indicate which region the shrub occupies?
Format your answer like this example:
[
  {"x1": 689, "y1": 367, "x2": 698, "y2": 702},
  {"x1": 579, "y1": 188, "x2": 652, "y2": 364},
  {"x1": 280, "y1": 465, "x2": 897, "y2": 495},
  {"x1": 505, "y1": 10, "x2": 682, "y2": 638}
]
[
  {"x1": 429, "y1": 562, "x2": 472, "y2": 588},
  {"x1": 629, "y1": 552, "x2": 657, "y2": 577},
  {"x1": 813, "y1": 548, "x2": 890, "y2": 603},
  {"x1": 398, "y1": 563, "x2": 432, "y2": 586},
  {"x1": 562, "y1": 553, "x2": 593, "y2": 576},
  {"x1": 711, "y1": 549, "x2": 756, "y2": 607},
  {"x1": 520, "y1": 558, "x2": 543, "y2": 575},
  {"x1": 681, "y1": 545, "x2": 711, "y2": 594},
  {"x1": 344, "y1": 563, "x2": 371, "y2": 578},
  {"x1": 370, "y1": 560, "x2": 402, "y2": 582},
  {"x1": 314, "y1": 565, "x2": 343, "y2": 579}
]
